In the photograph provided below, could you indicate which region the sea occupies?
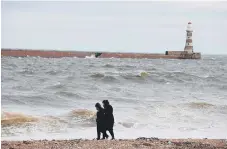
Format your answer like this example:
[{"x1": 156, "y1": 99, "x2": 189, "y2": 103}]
[{"x1": 1, "y1": 56, "x2": 227, "y2": 141}]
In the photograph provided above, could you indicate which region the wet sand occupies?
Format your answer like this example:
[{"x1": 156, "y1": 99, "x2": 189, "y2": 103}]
[{"x1": 2, "y1": 138, "x2": 227, "y2": 149}]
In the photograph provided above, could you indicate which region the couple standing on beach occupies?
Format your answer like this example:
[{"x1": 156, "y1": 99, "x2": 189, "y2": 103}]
[{"x1": 95, "y1": 100, "x2": 115, "y2": 140}]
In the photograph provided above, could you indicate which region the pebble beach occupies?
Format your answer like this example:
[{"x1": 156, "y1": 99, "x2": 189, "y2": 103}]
[{"x1": 2, "y1": 138, "x2": 227, "y2": 149}]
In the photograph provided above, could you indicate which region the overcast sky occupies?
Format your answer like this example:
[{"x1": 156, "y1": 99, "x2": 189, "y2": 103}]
[{"x1": 2, "y1": 1, "x2": 227, "y2": 54}]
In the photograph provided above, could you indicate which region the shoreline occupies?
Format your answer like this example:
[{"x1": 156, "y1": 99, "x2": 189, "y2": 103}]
[{"x1": 2, "y1": 138, "x2": 227, "y2": 149}]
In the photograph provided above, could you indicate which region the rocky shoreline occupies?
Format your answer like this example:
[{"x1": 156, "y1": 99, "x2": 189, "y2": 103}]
[{"x1": 2, "y1": 138, "x2": 227, "y2": 149}]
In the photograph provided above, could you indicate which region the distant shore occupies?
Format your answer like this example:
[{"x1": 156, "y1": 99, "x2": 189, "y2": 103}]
[{"x1": 2, "y1": 138, "x2": 227, "y2": 149}]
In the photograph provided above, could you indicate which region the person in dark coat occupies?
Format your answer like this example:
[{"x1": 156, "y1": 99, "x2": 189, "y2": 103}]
[
  {"x1": 95, "y1": 103, "x2": 107, "y2": 140},
  {"x1": 102, "y1": 100, "x2": 115, "y2": 140}
]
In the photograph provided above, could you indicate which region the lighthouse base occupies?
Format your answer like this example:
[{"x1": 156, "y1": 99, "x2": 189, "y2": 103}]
[{"x1": 165, "y1": 51, "x2": 201, "y2": 59}]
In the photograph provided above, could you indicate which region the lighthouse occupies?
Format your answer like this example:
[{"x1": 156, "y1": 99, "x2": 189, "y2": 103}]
[
  {"x1": 165, "y1": 22, "x2": 201, "y2": 59},
  {"x1": 184, "y1": 22, "x2": 193, "y2": 53}
]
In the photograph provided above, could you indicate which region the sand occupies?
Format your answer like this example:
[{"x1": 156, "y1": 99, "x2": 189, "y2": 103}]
[{"x1": 1, "y1": 138, "x2": 227, "y2": 149}]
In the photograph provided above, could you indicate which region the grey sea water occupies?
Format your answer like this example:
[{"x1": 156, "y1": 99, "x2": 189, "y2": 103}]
[{"x1": 1, "y1": 56, "x2": 227, "y2": 140}]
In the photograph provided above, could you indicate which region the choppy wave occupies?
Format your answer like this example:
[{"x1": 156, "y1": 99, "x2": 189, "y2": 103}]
[
  {"x1": 90, "y1": 73, "x2": 105, "y2": 78},
  {"x1": 55, "y1": 91, "x2": 84, "y2": 98},
  {"x1": 1, "y1": 112, "x2": 39, "y2": 127},
  {"x1": 90, "y1": 71, "x2": 149, "y2": 81},
  {"x1": 69, "y1": 109, "x2": 96, "y2": 118},
  {"x1": 1, "y1": 56, "x2": 227, "y2": 140},
  {"x1": 137, "y1": 71, "x2": 149, "y2": 77},
  {"x1": 46, "y1": 82, "x2": 65, "y2": 90},
  {"x1": 85, "y1": 54, "x2": 96, "y2": 59},
  {"x1": 18, "y1": 69, "x2": 34, "y2": 75},
  {"x1": 1, "y1": 109, "x2": 139, "y2": 131},
  {"x1": 104, "y1": 64, "x2": 115, "y2": 68},
  {"x1": 1, "y1": 109, "x2": 96, "y2": 128},
  {"x1": 118, "y1": 122, "x2": 135, "y2": 128},
  {"x1": 46, "y1": 70, "x2": 60, "y2": 75},
  {"x1": 186, "y1": 102, "x2": 215, "y2": 109}
]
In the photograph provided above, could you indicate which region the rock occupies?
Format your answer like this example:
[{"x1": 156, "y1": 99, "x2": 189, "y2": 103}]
[
  {"x1": 142, "y1": 142, "x2": 152, "y2": 146},
  {"x1": 136, "y1": 137, "x2": 159, "y2": 141},
  {"x1": 72, "y1": 140, "x2": 80, "y2": 144},
  {"x1": 182, "y1": 141, "x2": 193, "y2": 147},
  {"x1": 132, "y1": 143, "x2": 140, "y2": 148},
  {"x1": 1, "y1": 142, "x2": 8, "y2": 145},
  {"x1": 173, "y1": 142, "x2": 182, "y2": 146},
  {"x1": 150, "y1": 137, "x2": 159, "y2": 141},
  {"x1": 23, "y1": 141, "x2": 30, "y2": 144},
  {"x1": 136, "y1": 137, "x2": 146, "y2": 140}
]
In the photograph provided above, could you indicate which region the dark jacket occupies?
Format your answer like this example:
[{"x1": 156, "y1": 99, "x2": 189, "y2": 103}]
[
  {"x1": 96, "y1": 108, "x2": 105, "y2": 131},
  {"x1": 104, "y1": 105, "x2": 114, "y2": 128}
]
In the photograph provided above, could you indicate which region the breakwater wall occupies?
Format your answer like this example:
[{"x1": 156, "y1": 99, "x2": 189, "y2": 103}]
[
  {"x1": 166, "y1": 51, "x2": 201, "y2": 59},
  {"x1": 1, "y1": 49, "x2": 201, "y2": 59}
]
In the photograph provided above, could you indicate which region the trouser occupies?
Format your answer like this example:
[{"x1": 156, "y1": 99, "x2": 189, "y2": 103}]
[
  {"x1": 106, "y1": 129, "x2": 114, "y2": 139},
  {"x1": 97, "y1": 125, "x2": 107, "y2": 139},
  {"x1": 106, "y1": 123, "x2": 115, "y2": 139}
]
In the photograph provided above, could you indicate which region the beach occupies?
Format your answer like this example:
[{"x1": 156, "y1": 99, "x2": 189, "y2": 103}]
[{"x1": 2, "y1": 138, "x2": 227, "y2": 149}]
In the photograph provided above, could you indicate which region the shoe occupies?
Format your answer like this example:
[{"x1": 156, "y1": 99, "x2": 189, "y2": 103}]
[{"x1": 106, "y1": 134, "x2": 109, "y2": 139}]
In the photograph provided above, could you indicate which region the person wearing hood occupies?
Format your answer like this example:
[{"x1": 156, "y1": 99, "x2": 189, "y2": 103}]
[{"x1": 95, "y1": 103, "x2": 108, "y2": 140}]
